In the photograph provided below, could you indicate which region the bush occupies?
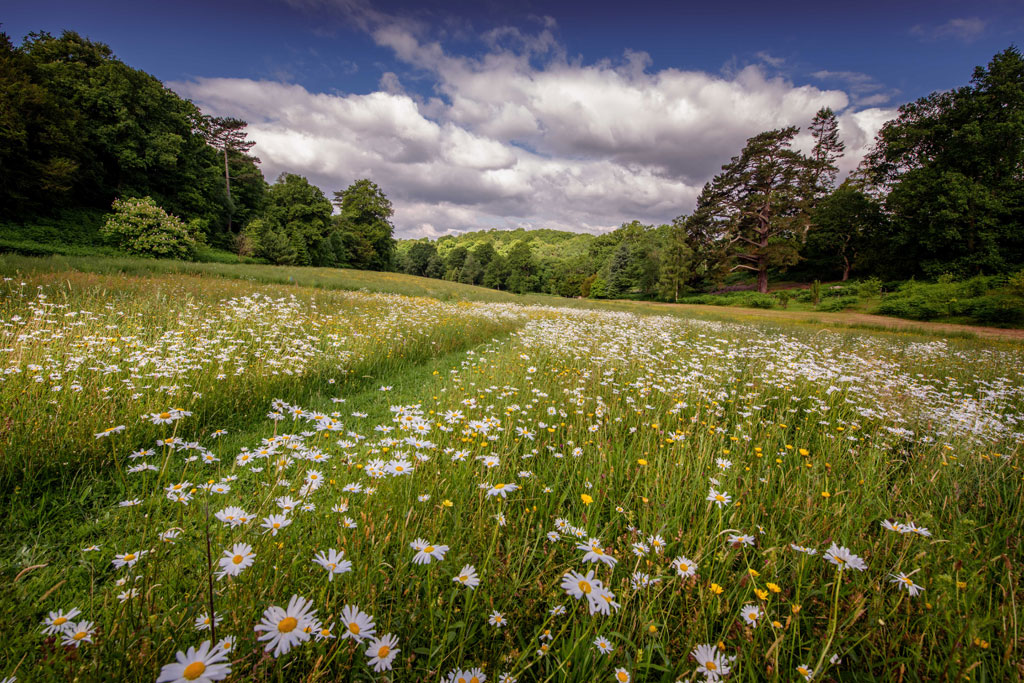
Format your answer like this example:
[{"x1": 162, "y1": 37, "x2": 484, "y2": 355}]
[
  {"x1": 679, "y1": 294, "x2": 720, "y2": 305},
  {"x1": 258, "y1": 229, "x2": 298, "y2": 265},
  {"x1": 233, "y1": 232, "x2": 257, "y2": 258},
  {"x1": 739, "y1": 293, "x2": 775, "y2": 309},
  {"x1": 579, "y1": 274, "x2": 597, "y2": 298},
  {"x1": 818, "y1": 296, "x2": 859, "y2": 312},
  {"x1": 100, "y1": 197, "x2": 200, "y2": 259},
  {"x1": 961, "y1": 296, "x2": 1024, "y2": 326},
  {"x1": 1008, "y1": 269, "x2": 1024, "y2": 297},
  {"x1": 822, "y1": 286, "x2": 851, "y2": 298},
  {"x1": 874, "y1": 296, "x2": 946, "y2": 320},
  {"x1": 856, "y1": 277, "x2": 883, "y2": 299}
]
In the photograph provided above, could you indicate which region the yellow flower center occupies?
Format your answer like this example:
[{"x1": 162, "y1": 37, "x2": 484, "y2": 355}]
[
  {"x1": 715, "y1": 495, "x2": 725, "y2": 502},
  {"x1": 424, "y1": 546, "x2": 434, "y2": 553},
  {"x1": 348, "y1": 622, "x2": 360, "y2": 634},
  {"x1": 232, "y1": 554, "x2": 244, "y2": 564},
  {"x1": 327, "y1": 563, "x2": 336, "y2": 570},
  {"x1": 53, "y1": 617, "x2": 67, "y2": 626},
  {"x1": 73, "y1": 631, "x2": 87, "y2": 640},
  {"x1": 706, "y1": 661, "x2": 717, "y2": 670},
  {"x1": 617, "y1": 672, "x2": 629, "y2": 682},
  {"x1": 579, "y1": 580, "x2": 592, "y2": 594},
  {"x1": 278, "y1": 617, "x2": 298, "y2": 633},
  {"x1": 679, "y1": 563, "x2": 689, "y2": 572},
  {"x1": 494, "y1": 483, "x2": 505, "y2": 489},
  {"x1": 377, "y1": 645, "x2": 390, "y2": 658},
  {"x1": 159, "y1": 412, "x2": 171, "y2": 419},
  {"x1": 123, "y1": 553, "x2": 136, "y2": 561},
  {"x1": 183, "y1": 662, "x2": 207, "y2": 680}
]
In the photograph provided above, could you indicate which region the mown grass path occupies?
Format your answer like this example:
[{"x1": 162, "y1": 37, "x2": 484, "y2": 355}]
[{"x1": 640, "y1": 301, "x2": 1024, "y2": 342}]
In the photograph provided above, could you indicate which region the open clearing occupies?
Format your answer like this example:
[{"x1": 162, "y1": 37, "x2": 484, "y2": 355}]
[{"x1": 1, "y1": 258, "x2": 1021, "y2": 682}]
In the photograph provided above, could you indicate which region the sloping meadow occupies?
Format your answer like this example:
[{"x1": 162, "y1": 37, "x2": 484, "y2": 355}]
[{"x1": 1, "y1": 271, "x2": 1022, "y2": 681}]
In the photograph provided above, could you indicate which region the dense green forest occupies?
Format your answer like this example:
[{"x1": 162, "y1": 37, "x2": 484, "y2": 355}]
[
  {"x1": 2, "y1": 30, "x2": 1023, "y2": 322},
  {"x1": 0, "y1": 30, "x2": 397, "y2": 269}
]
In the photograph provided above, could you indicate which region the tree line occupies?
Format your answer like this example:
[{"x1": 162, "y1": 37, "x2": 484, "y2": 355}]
[{"x1": 2, "y1": 31, "x2": 1022, "y2": 298}]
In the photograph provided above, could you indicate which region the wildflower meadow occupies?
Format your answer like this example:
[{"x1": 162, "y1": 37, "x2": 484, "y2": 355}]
[{"x1": 1, "y1": 264, "x2": 1022, "y2": 682}]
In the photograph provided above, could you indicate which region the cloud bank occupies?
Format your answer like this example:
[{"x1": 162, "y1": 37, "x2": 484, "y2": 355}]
[{"x1": 172, "y1": 13, "x2": 896, "y2": 238}]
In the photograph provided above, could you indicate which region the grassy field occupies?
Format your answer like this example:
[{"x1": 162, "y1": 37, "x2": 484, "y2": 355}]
[{"x1": 1, "y1": 256, "x2": 1022, "y2": 682}]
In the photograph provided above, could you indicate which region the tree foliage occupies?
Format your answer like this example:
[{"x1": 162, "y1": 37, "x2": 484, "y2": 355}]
[
  {"x1": 0, "y1": 30, "x2": 266, "y2": 247},
  {"x1": 864, "y1": 47, "x2": 1024, "y2": 277},
  {"x1": 803, "y1": 181, "x2": 884, "y2": 281},
  {"x1": 333, "y1": 179, "x2": 396, "y2": 271}
]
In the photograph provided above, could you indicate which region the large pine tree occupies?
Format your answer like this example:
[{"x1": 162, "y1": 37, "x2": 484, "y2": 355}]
[{"x1": 696, "y1": 127, "x2": 809, "y2": 293}]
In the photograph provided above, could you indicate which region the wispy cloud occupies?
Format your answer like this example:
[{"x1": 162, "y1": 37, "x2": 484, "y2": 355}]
[
  {"x1": 755, "y1": 51, "x2": 786, "y2": 68},
  {"x1": 811, "y1": 70, "x2": 899, "y2": 106},
  {"x1": 910, "y1": 17, "x2": 987, "y2": 43}
]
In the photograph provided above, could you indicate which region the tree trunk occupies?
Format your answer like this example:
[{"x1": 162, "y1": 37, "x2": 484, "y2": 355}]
[
  {"x1": 223, "y1": 148, "x2": 233, "y2": 233},
  {"x1": 757, "y1": 221, "x2": 770, "y2": 294},
  {"x1": 842, "y1": 256, "x2": 851, "y2": 281},
  {"x1": 757, "y1": 267, "x2": 768, "y2": 294}
]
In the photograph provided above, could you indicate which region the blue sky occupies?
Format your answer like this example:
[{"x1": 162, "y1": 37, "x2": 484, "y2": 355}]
[{"x1": 4, "y1": 1, "x2": 1021, "y2": 236}]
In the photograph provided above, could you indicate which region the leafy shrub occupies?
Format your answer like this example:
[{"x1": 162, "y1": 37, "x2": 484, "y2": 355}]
[
  {"x1": 856, "y1": 277, "x2": 883, "y2": 298},
  {"x1": 193, "y1": 246, "x2": 265, "y2": 265},
  {"x1": 961, "y1": 296, "x2": 1024, "y2": 326},
  {"x1": 579, "y1": 274, "x2": 597, "y2": 298},
  {"x1": 1008, "y1": 269, "x2": 1024, "y2": 297},
  {"x1": 1, "y1": 209, "x2": 107, "y2": 247},
  {"x1": 258, "y1": 229, "x2": 298, "y2": 266},
  {"x1": 679, "y1": 294, "x2": 720, "y2": 305},
  {"x1": 776, "y1": 290, "x2": 790, "y2": 309},
  {"x1": 100, "y1": 197, "x2": 200, "y2": 259},
  {"x1": 818, "y1": 296, "x2": 858, "y2": 312},
  {"x1": 739, "y1": 293, "x2": 775, "y2": 309},
  {"x1": 588, "y1": 277, "x2": 608, "y2": 299},
  {"x1": 874, "y1": 297, "x2": 946, "y2": 320}
]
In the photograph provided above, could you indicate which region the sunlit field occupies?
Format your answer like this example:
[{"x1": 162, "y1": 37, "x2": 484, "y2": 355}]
[{"x1": 1, "y1": 265, "x2": 1022, "y2": 682}]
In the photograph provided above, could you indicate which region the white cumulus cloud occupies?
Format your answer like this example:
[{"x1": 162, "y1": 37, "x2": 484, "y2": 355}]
[{"x1": 171, "y1": 18, "x2": 895, "y2": 238}]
